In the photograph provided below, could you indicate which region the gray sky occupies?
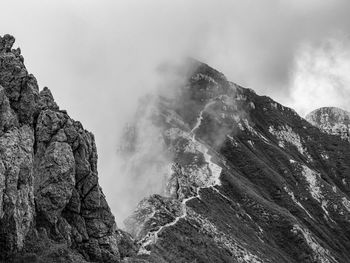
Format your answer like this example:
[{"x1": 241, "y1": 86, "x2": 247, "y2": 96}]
[{"x1": 3, "y1": 0, "x2": 350, "y2": 224}]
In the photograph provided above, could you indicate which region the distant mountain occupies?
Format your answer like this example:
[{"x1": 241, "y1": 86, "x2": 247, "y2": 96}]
[{"x1": 306, "y1": 107, "x2": 350, "y2": 141}]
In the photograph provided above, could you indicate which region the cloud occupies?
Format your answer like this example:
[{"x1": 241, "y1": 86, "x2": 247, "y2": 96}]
[
  {"x1": 287, "y1": 36, "x2": 350, "y2": 116},
  {"x1": 115, "y1": 96, "x2": 173, "y2": 226}
]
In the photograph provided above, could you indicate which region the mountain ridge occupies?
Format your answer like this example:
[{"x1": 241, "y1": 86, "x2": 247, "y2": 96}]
[{"x1": 121, "y1": 60, "x2": 350, "y2": 262}]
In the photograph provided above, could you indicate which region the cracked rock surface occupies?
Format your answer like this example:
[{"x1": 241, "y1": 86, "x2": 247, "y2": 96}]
[{"x1": 0, "y1": 34, "x2": 120, "y2": 262}]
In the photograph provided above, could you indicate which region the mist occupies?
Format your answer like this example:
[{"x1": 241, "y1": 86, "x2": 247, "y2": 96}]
[
  {"x1": 3, "y1": 0, "x2": 350, "y2": 225},
  {"x1": 288, "y1": 37, "x2": 350, "y2": 116}
]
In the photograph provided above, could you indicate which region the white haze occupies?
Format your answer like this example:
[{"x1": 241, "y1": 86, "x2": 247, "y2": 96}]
[
  {"x1": 2, "y1": 0, "x2": 350, "y2": 225},
  {"x1": 288, "y1": 37, "x2": 350, "y2": 116}
]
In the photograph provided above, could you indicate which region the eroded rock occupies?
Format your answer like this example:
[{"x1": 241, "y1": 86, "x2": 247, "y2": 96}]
[
  {"x1": 35, "y1": 142, "x2": 75, "y2": 224},
  {"x1": 0, "y1": 35, "x2": 121, "y2": 262},
  {"x1": 0, "y1": 125, "x2": 35, "y2": 253}
]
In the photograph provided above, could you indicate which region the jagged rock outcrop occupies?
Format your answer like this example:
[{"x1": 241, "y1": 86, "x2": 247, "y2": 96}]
[
  {"x1": 306, "y1": 107, "x2": 350, "y2": 141},
  {"x1": 0, "y1": 34, "x2": 120, "y2": 262},
  {"x1": 122, "y1": 60, "x2": 350, "y2": 262}
]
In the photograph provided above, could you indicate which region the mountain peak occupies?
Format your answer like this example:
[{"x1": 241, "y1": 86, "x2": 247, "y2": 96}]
[
  {"x1": 306, "y1": 106, "x2": 350, "y2": 141},
  {"x1": 119, "y1": 60, "x2": 350, "y2": 262},
  {"x1": 0, "y1": 34, "x2": 15, "y2": 52}
]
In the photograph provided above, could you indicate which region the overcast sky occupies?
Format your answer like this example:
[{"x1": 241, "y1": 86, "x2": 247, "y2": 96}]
[{"x1": 3, "y1": 0, "x2": 350, "y2": 224}]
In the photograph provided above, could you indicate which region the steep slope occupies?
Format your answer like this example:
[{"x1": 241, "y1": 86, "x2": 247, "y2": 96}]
[
  {"x1": 122, "y1": 60, "x2": 350, "y2": 262},
  {"x1": 0, "y1": 35, "x2": 120, "y2": 262},
  {"x1": 306, "y1": 107, "x2": 350, "y2": 141}
]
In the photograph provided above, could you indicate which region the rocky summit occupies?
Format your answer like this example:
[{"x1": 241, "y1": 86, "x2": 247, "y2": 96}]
[
  {"x1": 2, "y1": 35, "x2": 350, "y2": 263},
  {"x1": 306, "y1": 107, "x2": 350, "y2": 141}
]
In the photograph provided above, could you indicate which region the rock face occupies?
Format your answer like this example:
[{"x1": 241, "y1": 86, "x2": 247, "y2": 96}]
[
  {"x1": 306, "y1": 107, "x2": 350, "y2": 141},
  {"x1": 122, "y1": 60, "x2": 350, "y2": 262},
  {"x1": 0, "y1": 35, "x2": 120, "y2": 262}
]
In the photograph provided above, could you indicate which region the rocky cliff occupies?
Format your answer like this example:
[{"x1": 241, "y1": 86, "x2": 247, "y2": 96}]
[
  {"x1": 0, "y1": 35, "x2": 120, "y2": 262},
  {"x1": 121, "y1": 60, "x2": 350, "y2": 262},
  {"x1": 306, "y1": 107, "x2": 350, "y2": 141}
]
